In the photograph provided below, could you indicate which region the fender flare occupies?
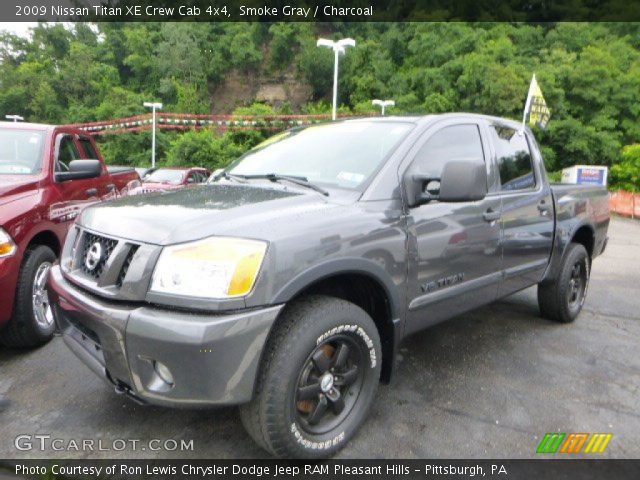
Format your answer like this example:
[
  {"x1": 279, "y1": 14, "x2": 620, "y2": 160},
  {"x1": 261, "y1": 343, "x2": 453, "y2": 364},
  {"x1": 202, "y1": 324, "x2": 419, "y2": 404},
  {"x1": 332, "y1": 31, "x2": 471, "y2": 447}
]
[
  {"x1": 21, "y1": 221, "x2": 65, "y2": 254},
  {"x1": 272, "y1": 257, "x2": 402, "y2": 321},
  {"x1": 543, "y1": 220, "x2": 595, "y2": 283}
]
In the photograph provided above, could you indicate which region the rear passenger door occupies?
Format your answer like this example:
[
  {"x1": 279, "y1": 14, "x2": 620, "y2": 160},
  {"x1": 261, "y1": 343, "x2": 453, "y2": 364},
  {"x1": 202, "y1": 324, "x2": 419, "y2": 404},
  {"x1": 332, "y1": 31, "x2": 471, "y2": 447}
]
[
  {"x1": 78, "y1": 135, "x2": 113, "y2": 198},
  {"x1": 489, "y1": 123, "x2": 554, "y2": 296},
  {"x1": 404, "y1": 121, "x2": 503, "y2": 335}
]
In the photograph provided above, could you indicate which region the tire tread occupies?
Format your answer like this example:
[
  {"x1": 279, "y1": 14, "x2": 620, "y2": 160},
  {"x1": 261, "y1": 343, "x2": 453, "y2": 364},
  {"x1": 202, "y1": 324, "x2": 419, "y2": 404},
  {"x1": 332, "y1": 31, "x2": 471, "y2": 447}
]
[
  {"x1": 538, "y1": 243, "x2": 589, "y2": 324},
  {"x1": 240, "y1": 295, "x2": 380, "y2": 458},
  {"x1": 0, "y1": 245, "x2": 56, "y2": 348}
]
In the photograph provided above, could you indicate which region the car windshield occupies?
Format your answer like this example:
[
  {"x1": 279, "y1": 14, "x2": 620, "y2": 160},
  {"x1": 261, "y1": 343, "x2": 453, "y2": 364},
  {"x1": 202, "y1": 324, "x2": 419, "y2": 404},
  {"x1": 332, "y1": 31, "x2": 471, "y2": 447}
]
[
  {"x1": 225, "y1": 121, "x2": 414, "y2": 189},
  {"x1": 144, "y1": 169, "x2": 185, "y2": 184},
  {"x1": 0, "y1": 129, "x2": 46, "y2": 175}
]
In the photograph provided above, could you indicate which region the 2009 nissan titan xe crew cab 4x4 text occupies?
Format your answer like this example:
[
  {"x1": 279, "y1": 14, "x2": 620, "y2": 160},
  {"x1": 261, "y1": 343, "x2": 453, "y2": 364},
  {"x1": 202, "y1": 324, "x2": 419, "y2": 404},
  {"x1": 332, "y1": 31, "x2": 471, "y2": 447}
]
[{"x1": 48, "y1": 114, "x2": 609, "y2": 458}]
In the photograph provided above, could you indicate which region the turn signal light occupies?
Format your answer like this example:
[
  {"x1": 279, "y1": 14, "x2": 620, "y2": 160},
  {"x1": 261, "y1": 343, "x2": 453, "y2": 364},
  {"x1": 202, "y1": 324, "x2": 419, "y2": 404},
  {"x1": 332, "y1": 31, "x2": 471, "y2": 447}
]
[{"x1": 0, "y1": 228, "x2": 16, "y2": 257}]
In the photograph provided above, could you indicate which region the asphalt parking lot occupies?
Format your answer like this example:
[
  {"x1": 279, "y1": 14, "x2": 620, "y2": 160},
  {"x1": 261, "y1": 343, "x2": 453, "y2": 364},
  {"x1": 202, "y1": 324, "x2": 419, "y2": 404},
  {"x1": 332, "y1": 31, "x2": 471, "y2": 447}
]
[{"x1": 1, "y1": 216, "x2": 638, "y2": 459}]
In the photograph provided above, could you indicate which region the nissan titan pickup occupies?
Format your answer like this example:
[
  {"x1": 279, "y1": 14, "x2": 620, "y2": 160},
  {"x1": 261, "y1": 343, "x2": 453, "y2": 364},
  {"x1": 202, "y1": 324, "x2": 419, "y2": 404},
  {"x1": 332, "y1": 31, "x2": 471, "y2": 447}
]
[{"x1": 47, "y1": 114, "x2": 610, "y2": 458}]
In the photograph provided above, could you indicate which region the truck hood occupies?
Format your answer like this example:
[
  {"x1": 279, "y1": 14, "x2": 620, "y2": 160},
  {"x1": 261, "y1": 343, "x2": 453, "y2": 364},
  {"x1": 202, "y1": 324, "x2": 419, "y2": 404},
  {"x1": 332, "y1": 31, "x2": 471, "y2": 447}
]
[
  {"x1": 0, "y1": 175, "x2": 40, "y2": 206},
  {"x1": 79, "y1": 183, "x2": 347, "y2": 245}
]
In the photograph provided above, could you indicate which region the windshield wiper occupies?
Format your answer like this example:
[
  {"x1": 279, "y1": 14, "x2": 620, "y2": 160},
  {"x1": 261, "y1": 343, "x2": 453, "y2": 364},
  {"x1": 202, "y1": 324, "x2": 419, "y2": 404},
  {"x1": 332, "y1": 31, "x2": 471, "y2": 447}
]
[
  {"x1": 211, "y1": 171, "x2": 247, "y2": 183},
  {"x1": 240, "y1": 173, "x2": 329, "y2": 197}
]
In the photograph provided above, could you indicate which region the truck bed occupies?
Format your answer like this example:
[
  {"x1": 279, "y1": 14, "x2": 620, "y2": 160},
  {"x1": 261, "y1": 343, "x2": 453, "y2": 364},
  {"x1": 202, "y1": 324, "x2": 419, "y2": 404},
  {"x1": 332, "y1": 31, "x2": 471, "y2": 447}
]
[{"x1": 550, "y1": 183, "x2": 610, "y2": 260}]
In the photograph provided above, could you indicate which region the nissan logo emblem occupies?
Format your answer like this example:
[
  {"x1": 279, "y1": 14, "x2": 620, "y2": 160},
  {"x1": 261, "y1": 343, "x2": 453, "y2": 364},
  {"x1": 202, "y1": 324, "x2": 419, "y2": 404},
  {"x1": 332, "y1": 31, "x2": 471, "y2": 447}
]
[{"x1": 84, "y1": 242, "x2": 103, "y2": 271}]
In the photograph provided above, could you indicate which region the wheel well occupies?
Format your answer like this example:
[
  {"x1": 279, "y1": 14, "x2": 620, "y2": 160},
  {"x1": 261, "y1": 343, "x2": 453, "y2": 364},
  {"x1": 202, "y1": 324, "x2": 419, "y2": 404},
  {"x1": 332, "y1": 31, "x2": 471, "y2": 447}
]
[
  {"x1": 27, "y1": 231, "x2": 61, "y2": 256},
  {"x1": 291, "y1": 273, "x2": 396, "y2": 383},
  {"x1": 571, "y1": 226, "x2": 595, "y2": 258}
]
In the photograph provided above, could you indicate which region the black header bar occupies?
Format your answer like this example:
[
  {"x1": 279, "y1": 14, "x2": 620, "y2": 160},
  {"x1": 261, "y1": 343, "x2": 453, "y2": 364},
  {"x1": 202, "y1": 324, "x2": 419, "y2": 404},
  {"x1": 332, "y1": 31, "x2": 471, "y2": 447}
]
[
  {"x1": 3, "y1": 0, "x2": 640, "y2": 22},
  {"x1": 2, "y1": 459, "x2": 640, "y2": 480}
]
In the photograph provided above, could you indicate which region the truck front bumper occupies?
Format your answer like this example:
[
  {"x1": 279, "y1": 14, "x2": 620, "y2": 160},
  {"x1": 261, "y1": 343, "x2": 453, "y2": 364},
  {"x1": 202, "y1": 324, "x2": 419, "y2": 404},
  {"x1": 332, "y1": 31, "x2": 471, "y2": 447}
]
[
  {"x1": 47, "y1": 265, "x2": 283, "y2": 407},
  {"x1": 0, "y1": 255, "x2": 21, "y2": 326}
]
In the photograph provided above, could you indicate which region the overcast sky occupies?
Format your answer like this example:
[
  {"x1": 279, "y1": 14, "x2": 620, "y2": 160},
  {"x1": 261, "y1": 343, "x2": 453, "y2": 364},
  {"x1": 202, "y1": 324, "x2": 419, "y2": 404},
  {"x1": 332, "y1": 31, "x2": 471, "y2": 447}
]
[{"x1": 0, "y1": 23, "x2": 38, "y2": 37}]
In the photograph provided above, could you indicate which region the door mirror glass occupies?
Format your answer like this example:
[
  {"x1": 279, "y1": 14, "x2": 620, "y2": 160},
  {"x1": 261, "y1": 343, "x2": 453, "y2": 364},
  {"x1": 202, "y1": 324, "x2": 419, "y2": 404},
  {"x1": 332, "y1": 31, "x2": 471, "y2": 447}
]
[
  {"x1": 405, "y1": 160, "x2": 488, "y2": 206},
  {"x1": 439, "y1": 161, "x2": 488, "y2": 202},
  {"x1": 55, "y1": 159, "x2": 102, "y2": 182}
]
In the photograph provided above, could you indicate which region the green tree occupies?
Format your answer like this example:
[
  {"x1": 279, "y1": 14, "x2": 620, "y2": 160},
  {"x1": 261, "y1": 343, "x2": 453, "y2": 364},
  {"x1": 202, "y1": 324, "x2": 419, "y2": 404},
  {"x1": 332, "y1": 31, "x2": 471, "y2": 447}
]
[
  {"x1": 610, "y1": 144, "x2": 640, "y2": 192},
  {"x1": 165, "y1": 129, "x2": 246, "y2": 170}
]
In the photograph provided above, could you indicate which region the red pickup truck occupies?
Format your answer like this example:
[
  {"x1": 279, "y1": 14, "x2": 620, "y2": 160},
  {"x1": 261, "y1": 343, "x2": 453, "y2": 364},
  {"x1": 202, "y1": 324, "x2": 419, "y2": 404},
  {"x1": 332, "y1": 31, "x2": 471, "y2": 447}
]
[{"x1": 0, "y1": 122, "x2": 139, "y2": 347}]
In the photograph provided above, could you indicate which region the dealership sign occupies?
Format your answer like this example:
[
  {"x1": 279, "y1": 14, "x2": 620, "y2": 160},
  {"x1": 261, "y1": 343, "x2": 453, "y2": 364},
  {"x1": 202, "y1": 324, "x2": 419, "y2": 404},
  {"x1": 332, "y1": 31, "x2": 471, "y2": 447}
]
[{"x1": 537, "y1": 432, "x2": 613, "y2": 454}]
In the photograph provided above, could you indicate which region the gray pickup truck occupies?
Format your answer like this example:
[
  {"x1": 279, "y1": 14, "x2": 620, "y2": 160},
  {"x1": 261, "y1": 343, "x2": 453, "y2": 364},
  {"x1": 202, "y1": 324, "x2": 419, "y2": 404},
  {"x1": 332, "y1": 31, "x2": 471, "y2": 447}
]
[{"x1": 47, "y1": 114, "x2": 609, "y2": 458}]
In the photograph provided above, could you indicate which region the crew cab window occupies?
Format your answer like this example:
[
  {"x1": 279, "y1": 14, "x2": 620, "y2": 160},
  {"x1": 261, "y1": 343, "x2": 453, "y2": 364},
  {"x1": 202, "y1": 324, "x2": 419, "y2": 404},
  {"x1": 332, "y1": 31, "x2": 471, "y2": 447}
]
[
  {"x1": 413, "y1": 124, "x2": 485, "y2": 178},
  {"x1": 56, "y1": 135, "x2": 81, "y2": 172},
  {"x1": 491, "y1": 126, "x2": 536, "y2": 191},
  {"x1": 79, "y1": 136, "x2": 99, "y2": 160}
]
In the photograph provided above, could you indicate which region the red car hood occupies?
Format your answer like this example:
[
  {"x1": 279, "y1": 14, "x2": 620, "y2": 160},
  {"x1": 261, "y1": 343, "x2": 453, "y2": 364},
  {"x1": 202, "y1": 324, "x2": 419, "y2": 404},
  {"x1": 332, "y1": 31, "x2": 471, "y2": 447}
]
[
  {"x1": 139, "y1": 182, "x2": 182, "y2": 191},
  {"x1": 0, "y1": 175, "x2": 40, "y2": 201}
]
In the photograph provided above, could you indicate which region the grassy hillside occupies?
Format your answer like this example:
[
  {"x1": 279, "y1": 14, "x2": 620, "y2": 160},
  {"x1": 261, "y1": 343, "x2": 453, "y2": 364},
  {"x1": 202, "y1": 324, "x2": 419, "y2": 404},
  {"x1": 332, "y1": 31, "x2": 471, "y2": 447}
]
[{"x1": 1, "y1": 22, "x2": 639, "y2": 186}]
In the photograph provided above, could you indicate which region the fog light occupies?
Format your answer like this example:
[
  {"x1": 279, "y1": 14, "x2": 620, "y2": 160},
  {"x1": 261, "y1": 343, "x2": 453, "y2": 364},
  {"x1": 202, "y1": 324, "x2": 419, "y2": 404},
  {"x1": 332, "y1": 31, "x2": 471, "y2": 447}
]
[{"x1": 153, "y1": 360, "x2": 174, "y2": 385}]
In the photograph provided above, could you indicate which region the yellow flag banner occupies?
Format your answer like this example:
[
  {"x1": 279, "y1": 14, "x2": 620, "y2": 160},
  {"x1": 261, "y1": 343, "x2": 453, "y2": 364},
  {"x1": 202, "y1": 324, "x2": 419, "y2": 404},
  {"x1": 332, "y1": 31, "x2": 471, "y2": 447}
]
[{"x1": 523, "y1": 74, "x2": 551, "y2": 129}]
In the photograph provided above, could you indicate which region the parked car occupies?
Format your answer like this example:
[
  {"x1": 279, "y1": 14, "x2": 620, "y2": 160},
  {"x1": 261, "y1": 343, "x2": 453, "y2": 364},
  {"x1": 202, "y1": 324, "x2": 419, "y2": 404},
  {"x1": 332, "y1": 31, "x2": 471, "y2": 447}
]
[
  {"x1": 0, "y1": 121, "x2": 139, "y2": 347},
  {"x1": 134, "y1": 167, "x2": 156, "y2": 180},
  {"x1": 47, "y1": 114, "x2": 609, "y2": 458},
  {"x1": 129, "y1": 167, "x2": 210, "y2": 194}
]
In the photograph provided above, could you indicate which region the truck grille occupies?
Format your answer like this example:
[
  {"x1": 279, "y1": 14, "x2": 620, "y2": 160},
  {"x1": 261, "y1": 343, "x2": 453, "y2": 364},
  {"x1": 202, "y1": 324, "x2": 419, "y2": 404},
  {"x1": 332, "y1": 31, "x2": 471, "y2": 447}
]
[
  {"x1": 63, "y1": 228, "x2": 159, "y2": 301},
  {"x1": 116, "y1": 245, "x2": 139, "y2": 288},
  {"x1": 80, "y1": 232, "x2": 118, "y2": 279}
]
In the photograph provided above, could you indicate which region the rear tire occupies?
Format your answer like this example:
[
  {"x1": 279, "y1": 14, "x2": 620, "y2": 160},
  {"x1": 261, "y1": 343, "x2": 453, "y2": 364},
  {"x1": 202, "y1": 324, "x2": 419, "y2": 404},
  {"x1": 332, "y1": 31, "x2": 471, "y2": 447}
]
[
  {"x1": 538, "y1": 243, "x2": 590, "y2": 323},
  {"x1": 0, "y1": 245, "x2": 56, "y2": 348},
  {"x1": 240, "y1": 295, "x2": 382, "y2": 458}
]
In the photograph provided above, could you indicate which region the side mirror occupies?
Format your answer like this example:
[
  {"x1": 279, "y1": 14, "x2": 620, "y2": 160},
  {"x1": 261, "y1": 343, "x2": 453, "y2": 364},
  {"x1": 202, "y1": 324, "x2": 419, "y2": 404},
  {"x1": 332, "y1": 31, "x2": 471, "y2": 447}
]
[
  {"x1": 55, "y1": 159, "x2": 102, "y2": 182},
  {"x1": 405, "y1": 160, "x2": 488, "y2": 207}
]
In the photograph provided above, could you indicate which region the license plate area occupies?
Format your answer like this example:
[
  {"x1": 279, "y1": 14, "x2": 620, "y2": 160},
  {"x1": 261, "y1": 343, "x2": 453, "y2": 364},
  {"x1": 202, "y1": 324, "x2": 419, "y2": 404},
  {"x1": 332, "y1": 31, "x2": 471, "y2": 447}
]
[{"x1": 67, "y1": 319, "x2": 105, "y2": 366}]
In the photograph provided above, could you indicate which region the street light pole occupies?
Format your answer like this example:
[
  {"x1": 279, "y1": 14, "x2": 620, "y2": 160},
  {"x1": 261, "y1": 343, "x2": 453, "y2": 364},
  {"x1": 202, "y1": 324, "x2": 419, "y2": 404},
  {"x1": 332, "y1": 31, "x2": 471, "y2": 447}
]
[
  {"x1": 143, "y1": 102, "x2": 163, "y2": 168},
  {"x1": 332, "y1": 47, "x2": 339, "y2": 121},
  {"x1": 317, "y1": 38, "x2": 356, "y2": 121},
  {"x1": 5, "y1": 115, "x2": 24, "y2": 122},
  {"x1": 372, "y1": 99, "x2": 395, "y2": 116}
]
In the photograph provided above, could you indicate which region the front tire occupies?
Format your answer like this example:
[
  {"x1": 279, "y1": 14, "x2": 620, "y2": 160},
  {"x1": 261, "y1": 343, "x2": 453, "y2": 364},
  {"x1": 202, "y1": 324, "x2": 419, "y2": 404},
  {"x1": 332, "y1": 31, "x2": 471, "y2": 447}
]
[
  {"x1": 538, "y1": 243, "x2": 590, "y2": 323},
  {"x1": 0, "y1": 245, "x2": 56, "y2": 348},
  {"x1": 240, "y1": 295, "x2": 382, "y2": 458}
]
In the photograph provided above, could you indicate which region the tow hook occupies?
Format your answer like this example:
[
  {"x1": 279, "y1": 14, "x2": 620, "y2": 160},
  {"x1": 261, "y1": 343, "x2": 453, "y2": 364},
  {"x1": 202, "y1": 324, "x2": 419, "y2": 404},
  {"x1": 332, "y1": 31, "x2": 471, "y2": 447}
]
[{"x1": 114, "y1": 381, "x2": 147, "y2": 405}]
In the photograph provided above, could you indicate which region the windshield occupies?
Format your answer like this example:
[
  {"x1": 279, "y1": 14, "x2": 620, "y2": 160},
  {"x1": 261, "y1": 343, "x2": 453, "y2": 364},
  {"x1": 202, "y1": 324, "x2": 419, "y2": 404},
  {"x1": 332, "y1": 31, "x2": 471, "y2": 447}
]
[
  {"x1": 0, "y1": 129, "x2": 46, "y2": 175},
  {"x1": 144, "y1": 169, "x2": 185, "y2": 184},
  {"x1": 226, "y1": 121, "x2": 414, "y2": 189}
]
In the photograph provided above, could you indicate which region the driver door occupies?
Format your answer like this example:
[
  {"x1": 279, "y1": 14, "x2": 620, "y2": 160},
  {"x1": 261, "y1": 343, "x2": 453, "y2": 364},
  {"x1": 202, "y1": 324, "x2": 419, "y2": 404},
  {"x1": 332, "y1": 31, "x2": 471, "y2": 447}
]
[
  {"x1": 49, "y1": 133, "x2": 102, "y2": 225},
  {"x1": 404, "y1": 121, "x2": 503, "y2": 335}
]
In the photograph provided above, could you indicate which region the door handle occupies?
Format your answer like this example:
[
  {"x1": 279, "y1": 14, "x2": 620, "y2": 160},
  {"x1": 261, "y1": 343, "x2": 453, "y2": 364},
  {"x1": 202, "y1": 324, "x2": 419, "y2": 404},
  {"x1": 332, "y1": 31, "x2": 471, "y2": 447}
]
[
  {"x1": 85, "y1": 188, "x2": 98, "y2": 197},
  {"x1": 106, "y1": 183, "x2": 116, "y2": 191},
  {"x1": 537, "y1": 201, "x2": 551, "y2": 215},
  {"x1": 483, "y1": 208, "x2": 501, "y2": 222}
]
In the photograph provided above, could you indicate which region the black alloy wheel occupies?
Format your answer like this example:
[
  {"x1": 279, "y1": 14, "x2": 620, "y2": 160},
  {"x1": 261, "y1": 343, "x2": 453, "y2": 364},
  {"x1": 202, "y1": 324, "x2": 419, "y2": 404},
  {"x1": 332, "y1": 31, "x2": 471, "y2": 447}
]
[{"x1": 295, "y1": 336, "x2": 364, "y2": 434}]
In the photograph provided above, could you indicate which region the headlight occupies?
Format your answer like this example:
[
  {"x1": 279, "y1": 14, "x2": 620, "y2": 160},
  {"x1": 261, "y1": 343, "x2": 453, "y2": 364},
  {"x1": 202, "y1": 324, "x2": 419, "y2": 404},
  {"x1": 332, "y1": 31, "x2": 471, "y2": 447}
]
[
  {"x1": 150, "y1": 237, "x2": 267, "y2": 299},
  {"x1": 0, "y1": 228, "x2": 16, "y2": 258}
]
